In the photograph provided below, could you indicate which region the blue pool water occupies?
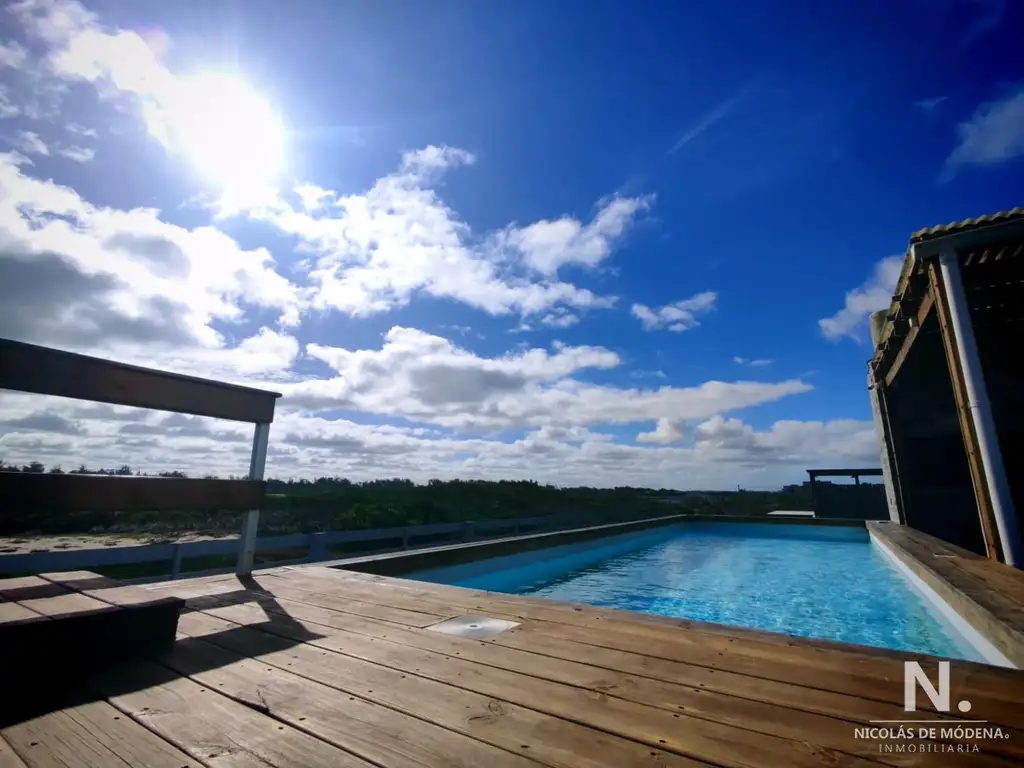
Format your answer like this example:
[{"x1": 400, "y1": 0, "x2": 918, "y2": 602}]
[{"x1": 409, "y1": 523, "x2": 982, "y2": 660}]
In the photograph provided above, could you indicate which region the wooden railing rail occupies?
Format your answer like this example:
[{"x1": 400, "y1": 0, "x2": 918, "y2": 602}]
[{"x1": 0, "y1": 338, "x2": 281, "y2": 574}]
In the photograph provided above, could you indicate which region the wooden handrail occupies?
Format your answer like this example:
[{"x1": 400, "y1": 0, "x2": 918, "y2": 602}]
[{"x1": 0, "y1": 338, "x2": 280, "y2": 423}]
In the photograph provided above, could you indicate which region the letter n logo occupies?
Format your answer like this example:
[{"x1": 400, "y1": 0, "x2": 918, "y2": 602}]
[{"x1": 904, "y1": 661, "x2": 950, "y2": 712}]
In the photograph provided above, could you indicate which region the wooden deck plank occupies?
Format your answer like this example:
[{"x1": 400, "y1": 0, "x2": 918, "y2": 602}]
[
  {"x1": 241, "y1": 570, "x2": 1024, "y2": 725},
  {"x1": 15, "y1": 592, "x2": 113, "y2": 620},
  {"x1": 279, "y1": 566, "x2": 933, "y2": 656},
  {"x1": 1, "y1": 697, "x2": 203, "y2": 768},
  {"x1": 211, "y1": 590, "x2": 917, "y2": 723},
  {"x1": 191, "y1": 594, "x2": 1023, "y2": 765},
  {"x1": 269, "y1": 566, "x2": 998, "y2": 665},
  {"x1": 0, "y1": 737, "x2": 28, "y2": 768},
  {"x1": 163, "y1": 632, "x2": 550, "y2": 768},
  {"x1": 88, "y1": 659, "x2": 376, "y2": 768},
  {"x1": 0, "y1": 602, "x2": 43, "y2": 626},
  {"x1": 0, "y1": 577, "x2": 67, "y2": 603},
  {"x1": 177, "y1": 610, "x2": 705, "y2": 768},
  {"x1": 39, "y1": 571, "x2": 183, "y2": 610},
  {"x1": 182, "y1": 604, "x2": 887, "y2": 768}
]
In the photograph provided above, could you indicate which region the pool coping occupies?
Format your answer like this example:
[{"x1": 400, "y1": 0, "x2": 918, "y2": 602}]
[
  {"x1": 867, "y1": 522, "x2": 1024, "y2": 668},
  {"x1": 320, "y1": 513, "x2": 868, "y2": 576}
]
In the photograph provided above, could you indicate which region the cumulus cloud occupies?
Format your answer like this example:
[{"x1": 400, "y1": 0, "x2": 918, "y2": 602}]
[
  {"x1": 0, "y1": 150, "x2": 303, "y2": 377},
  {"x1": 693, "y1": 416, "x2": 879, "y2": 466},
  {"x1": 818, "y1": 256, "x2": 902, "y2": 342},
  {"x1": 0, "y1": 394, "x2": 874, "y2": 490},
  {"x1": 0, "y1": 1, "x2": 842, "y2": 491},
  {"x1": 942, "y1": 87, "x2": 1024, "y2": 179},
  {"x1": 280, "y1": 326, "x2": 811, "y2": 430},
  {"x1": 251, "y1": 146, "x2": 623, "y2": 319},
  {"x1": 636, "y1": 418, "x2": 685, "y2": 445},
  {"x1": 632, "y1": 291, "x2": 717, "y2": 332},
  {"x1": 504, "y1": 195, "x2": 651, "y2": 275}
]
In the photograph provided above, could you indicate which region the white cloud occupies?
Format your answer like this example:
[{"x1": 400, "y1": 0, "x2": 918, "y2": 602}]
[
  {"x1": 251, "y1": 146, "x2": 619, "y2": 319},
  {"x1": 539, "y1": 308, "x2": 579, "y2": 328},
  {"x1": 0, "y1": 151, "x2": 303, "y2": 377},
  {"x1": 0, "y1": 2, "x2": 840, "y2": 492},
  {"x1": 504, "y1": 195, "x2": 651, "y2": 276},
  {"x1": 0, "y1": 394, "x2": 869, "y2": 490},
  {"x1": 818, "y1": 255, "x2": 902, "y2": 342},
  {"x1": 942, "y1": 87, "x2": 1024, "y2": 178},
  {"x1": 10, "y1": 130, "x2": 49, "y2": 156},
  {"x1": 56, "y1": 144, "x2": 94, "y2": 162},
  {"x1": 632, "y1": 291, "x2": 717, "y2": 332},
  {"x1": 0, "y1": 87, "x2": 20, "y2": 118},
  {"x1": 734, "y1": 356, "x2": 773, "y2": 367},
  {"x1": 280, "y1": 326, "x2": 811, "y2": 431},
  {"x1": 636, "y1": 418, "x2": 685, "y2": 445},
  {"x1": 0, "y1": 41, "x2": 28, "y2": 69},
  {"x1": 693, "y1": 416, "x2": 879, "y2": 466}
]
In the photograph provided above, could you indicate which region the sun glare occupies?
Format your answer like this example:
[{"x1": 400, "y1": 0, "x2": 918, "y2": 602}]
[{"x1": 167, "y1": 73, "x2": 285, "y2": 199}]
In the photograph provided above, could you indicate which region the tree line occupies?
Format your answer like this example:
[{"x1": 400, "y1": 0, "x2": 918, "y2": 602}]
[{"x1": 0, "y1": 460, "x2": 834, "y2": 537}]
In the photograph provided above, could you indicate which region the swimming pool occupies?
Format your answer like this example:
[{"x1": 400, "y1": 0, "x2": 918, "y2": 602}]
[{"x1": 408, "y1": 522, "x2": 987, "y2": 661}]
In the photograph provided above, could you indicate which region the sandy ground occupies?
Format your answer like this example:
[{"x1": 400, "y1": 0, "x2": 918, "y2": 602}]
[{"x1": 0, "y1": 532, "x2": 237, "y2": 555}]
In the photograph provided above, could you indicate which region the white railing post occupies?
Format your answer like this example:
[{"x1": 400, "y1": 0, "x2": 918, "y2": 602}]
[
  {"x1": 237, "y1": 422, "x2": 271, "y2": 575},
  {"x1": 939, "y1": 249, "x2": 1021, "y2": 566}
]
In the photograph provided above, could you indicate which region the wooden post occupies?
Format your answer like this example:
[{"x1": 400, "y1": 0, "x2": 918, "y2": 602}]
[
  {"x1": 928, "y1": 263, "x2": 1001, "y2": 560},
  {"x1": 237, "y1": 422, "x2": 270, "y2": 575}
]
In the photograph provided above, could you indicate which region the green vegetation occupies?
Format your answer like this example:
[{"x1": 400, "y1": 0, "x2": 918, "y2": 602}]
[{"x1": 0, "y1": 460, "x2": 831, "y2": 537}]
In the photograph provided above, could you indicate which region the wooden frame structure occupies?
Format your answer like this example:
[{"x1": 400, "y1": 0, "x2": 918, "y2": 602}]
[
  {"x1": 0, "y1": 338, "x2": 281, "y2": 575},
  {"x1": 869, "y1": 209, "x2": 1024, "y2": 566},
  {"x1": 805, "y1": 468, "x2": 887, "y2": 520}
]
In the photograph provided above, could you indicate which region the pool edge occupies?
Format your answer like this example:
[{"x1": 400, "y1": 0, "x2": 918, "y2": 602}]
[
  {"x1": 867, "y1": 526, "x2": 1021, "y2": 668},
  {"x1": 319, "y1": 514, "x2": 868, "y2": 576}
]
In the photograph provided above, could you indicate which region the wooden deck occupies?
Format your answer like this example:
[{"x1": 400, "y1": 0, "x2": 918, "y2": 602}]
[
  {"x1": 868, "y1": 522, "x2": 1024, "y2": 666},
  {"x1": 3, "y1": 565, "x2": 1024, "y2": 767}
]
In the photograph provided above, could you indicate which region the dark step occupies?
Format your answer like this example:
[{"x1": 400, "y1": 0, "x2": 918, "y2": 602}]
[{"x1": 0, "y1": 571, "x2": 183, "y2": 709}]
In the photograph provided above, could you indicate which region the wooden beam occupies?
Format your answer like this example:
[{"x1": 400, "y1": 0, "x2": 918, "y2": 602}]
[
  {"x1": 928, "y1": 263, "x2": 1002, "y2": 561},
  {"x1": 0, "y1": 472, "x2": 265, "y2": 513},
  {"x1": 0, "y1": 338, "x2": 280, "y2": 423},
  {"x1": 884, "y1": 288, "x2": 935, "y2": 387}
]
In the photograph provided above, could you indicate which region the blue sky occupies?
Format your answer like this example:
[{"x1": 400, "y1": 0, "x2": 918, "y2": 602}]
[{"x1": 0, "y1": 0, "x2": 1021, "y2": 489}]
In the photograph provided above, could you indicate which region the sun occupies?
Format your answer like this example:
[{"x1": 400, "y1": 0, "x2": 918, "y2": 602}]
[{"x1": 166, "y1": 73, "x2": 285, "y2": 199}]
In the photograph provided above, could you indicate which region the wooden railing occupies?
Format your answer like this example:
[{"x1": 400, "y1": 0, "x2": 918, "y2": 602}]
[
  {"x1": 0, "y1": 338, "x2": 280, "y2": 575},
  {"x1": 0, "y1": 515, "x2": 556, "y2": 581}
]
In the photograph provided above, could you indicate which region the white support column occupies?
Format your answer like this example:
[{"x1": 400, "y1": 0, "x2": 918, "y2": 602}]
[
  {"x1": 939, "y1": 250, "x2": 1021, "y2": 566},
  {"x1": 237, "y1": 422, "x2": 271, "y2": 575}
]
